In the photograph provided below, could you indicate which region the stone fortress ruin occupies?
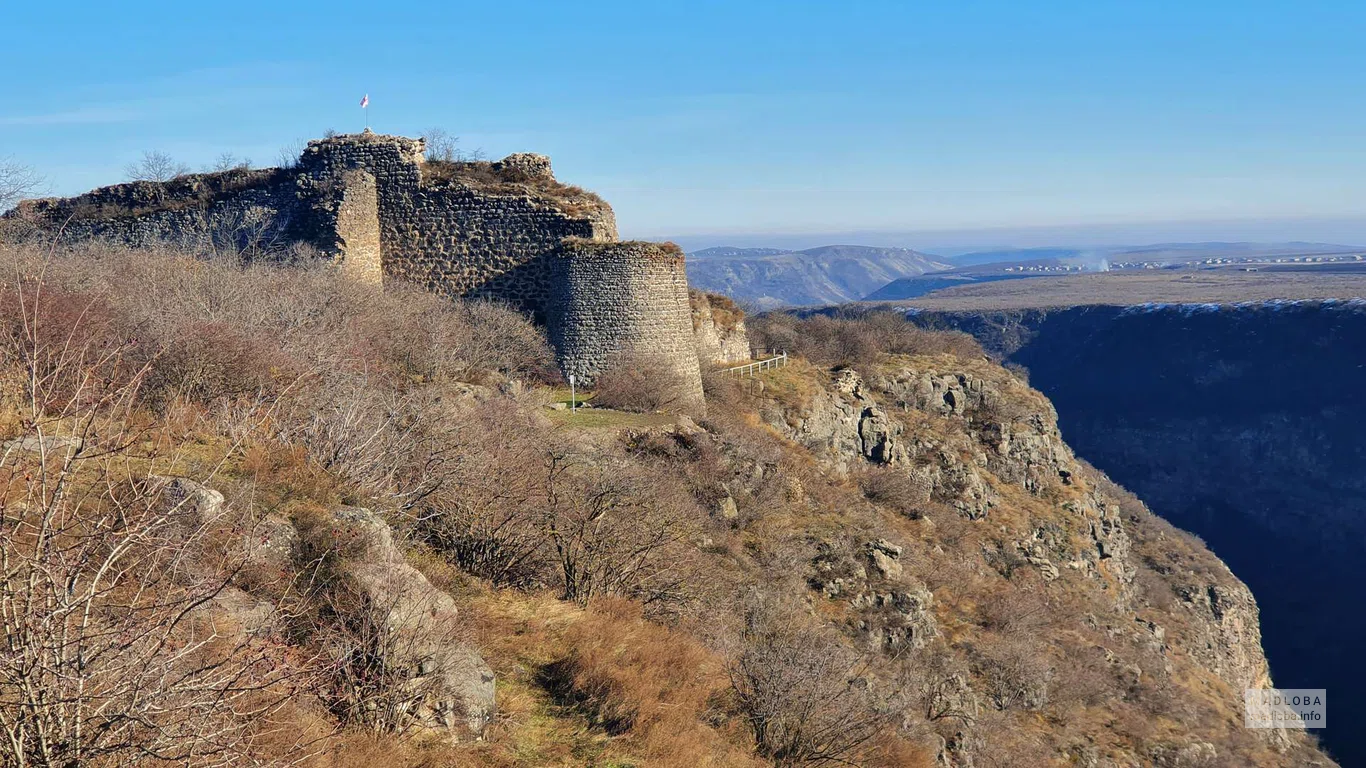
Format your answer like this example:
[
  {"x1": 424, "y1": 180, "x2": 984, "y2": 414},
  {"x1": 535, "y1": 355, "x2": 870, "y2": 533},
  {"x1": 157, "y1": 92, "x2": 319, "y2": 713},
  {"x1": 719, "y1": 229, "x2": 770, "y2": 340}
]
[{"x1": 4, "y1": 131, "x2": 740, "y2": 410}]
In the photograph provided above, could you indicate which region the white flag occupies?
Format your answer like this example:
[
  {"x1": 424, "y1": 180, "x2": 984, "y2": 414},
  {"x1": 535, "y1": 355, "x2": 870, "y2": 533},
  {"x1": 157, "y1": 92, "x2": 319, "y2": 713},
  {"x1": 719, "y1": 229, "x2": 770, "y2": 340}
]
[{"x1": 360, "y1": 94, "x2": 369, "y2": 108}]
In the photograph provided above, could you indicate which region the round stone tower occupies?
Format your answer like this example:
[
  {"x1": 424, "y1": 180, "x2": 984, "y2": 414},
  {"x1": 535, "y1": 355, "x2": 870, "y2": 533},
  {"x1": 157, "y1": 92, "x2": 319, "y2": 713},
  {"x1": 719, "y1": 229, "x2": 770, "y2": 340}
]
[{"x1": 548, "y1": 239, "x2": 706, "y2": 414}]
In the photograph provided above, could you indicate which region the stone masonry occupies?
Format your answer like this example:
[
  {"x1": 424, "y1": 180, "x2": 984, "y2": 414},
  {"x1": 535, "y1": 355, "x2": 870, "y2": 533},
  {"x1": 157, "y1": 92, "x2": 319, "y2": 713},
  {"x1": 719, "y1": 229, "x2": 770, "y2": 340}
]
[
  {"x1": 550, "y1": 240, "x2": 706, "y2": 413},
  {"x1": 4, "y1": 132, "x2": 708, "y2": 406}
]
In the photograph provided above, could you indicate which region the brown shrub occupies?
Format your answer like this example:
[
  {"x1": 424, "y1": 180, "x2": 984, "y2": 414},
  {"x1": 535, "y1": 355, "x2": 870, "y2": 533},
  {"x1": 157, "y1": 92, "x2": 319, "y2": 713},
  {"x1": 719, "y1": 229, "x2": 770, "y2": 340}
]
[
  {"x1": 141, "y1": 319, "x2": 295, "y2": 406},
  {"x1": 858, "y1": 466, "x2": 932, "y2": 518},
  {"x1": 542, "y1": 452, "x2": 703, "y2": 610},
  {"x1": 968, "y1": 634, "x2": 1054, "y2": 711},
  {"x1": 748, "y1": 309, "x2": 983, "y2": 372},
  {"x1": 592, "y1": 352, "x2": 690, "y2": 412},
  {"x1": 726, "y1": 595, "x2": 894, "y2": 767},
  {"x1": 0, "y1": 285, "x2": 307, "y2": 766},
  {"x1": 415, "y1": 400, "x2": 554, "y2": 588}
]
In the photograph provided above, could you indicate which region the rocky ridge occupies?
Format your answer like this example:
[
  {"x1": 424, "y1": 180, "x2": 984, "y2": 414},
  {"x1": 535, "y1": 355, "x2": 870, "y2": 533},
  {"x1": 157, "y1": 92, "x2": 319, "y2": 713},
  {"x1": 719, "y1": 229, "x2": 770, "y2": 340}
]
[{"x1": 750, "y1": 354, "x2": 1327, "y2": 766}]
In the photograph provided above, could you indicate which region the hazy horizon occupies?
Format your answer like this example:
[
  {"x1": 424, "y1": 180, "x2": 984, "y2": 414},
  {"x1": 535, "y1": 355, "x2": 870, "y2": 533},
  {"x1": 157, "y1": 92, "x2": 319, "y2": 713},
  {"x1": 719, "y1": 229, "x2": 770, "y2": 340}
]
[{"x1": 657, "y1": 216, "x2": 1366, "y2": 255}]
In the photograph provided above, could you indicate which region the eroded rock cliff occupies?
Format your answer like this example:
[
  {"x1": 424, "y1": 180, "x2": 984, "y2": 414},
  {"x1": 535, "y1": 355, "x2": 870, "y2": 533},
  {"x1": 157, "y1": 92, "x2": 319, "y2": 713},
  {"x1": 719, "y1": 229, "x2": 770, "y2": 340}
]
[{"x1": 748, "y1": 354, "x2": 1327, "y2": 766}]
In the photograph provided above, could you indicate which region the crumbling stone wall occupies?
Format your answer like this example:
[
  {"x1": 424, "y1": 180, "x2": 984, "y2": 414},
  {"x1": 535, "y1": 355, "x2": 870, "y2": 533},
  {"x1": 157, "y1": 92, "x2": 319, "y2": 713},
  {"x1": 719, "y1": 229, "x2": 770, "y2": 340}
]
[
  {"x1": 549, "y1": 240, "x2": 705, "y2": 412},
  {"x1": 295, "y1": 134, "x2": 616, "y2": 319},
  {"x1": 9, "y1": 169, "x2": 297, "y2": 254},
  {"x1": 4, "y1": 133, "x2": 705, "y2": 409},
  {"x1": 330, "y1": 169, "x2": 382, "y2": 285}
]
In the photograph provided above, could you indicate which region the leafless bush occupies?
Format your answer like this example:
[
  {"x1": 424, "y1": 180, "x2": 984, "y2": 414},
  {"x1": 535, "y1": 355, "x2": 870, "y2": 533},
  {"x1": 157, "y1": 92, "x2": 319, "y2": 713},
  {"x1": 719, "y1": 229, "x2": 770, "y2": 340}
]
[
  {"x1": 592, "y1": 353, "x2": 688, "y2": 412},
  {"x1": 315, "y1": 587, "x2": 457, "y2": 739},
  {"x1": 423, "y1": 127, "x2": 482, "y2": 162},
  {"x1": 0, "y1": 272, "x2": 305, "y2": 766},
  {"x1": 125, "y1": 150, "x2": 191, "y2": 182},
  {"x1": 858, "y1": 466, "x2": 931, "y2": 518},
  {"x1": 413, "y1": 400, "x2": 552, "y2": 587},
  {"x1": 1002, "y1": 361, "x2": 1030, "y2": 385},
  {"x1": 0, "y1": 158, "x2": 42, "y2": 210},
  {"x1": 543, "y1": 451, "x2": 701, "y2": 608},
  {"x1": 277, "y1": 138, "x2": 308, "y2": 169},
  {"x1": 209, "y1": 152, "x2": 252, "y2": 172},
  {"x1": 281, "y1": 374, "x2": 432, "y2": 501},
  {"x1": 969, "y1": 635, "x2": 1053, "y2": 711},
  {"x1": 748, "y1": 310, "x2": 983, "y2": 372},
  {"x1": 445, "y1": 299, "x2": 559, "y2": 383},
  {"x1": 727, "y1": 595, "x2": 893, "y2": 766}
]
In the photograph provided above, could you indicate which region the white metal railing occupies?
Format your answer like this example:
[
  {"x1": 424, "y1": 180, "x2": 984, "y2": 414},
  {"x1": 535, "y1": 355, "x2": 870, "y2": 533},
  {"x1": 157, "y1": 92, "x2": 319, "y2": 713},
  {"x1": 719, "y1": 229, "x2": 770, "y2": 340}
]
[{"x1": 725, "y1": 351, "x2": 788, "y2": 377}]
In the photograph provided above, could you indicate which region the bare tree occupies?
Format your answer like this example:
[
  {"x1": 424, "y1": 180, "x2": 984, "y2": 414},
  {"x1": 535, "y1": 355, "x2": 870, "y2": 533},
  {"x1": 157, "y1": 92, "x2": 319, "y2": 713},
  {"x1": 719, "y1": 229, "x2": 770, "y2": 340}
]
[
  {"x1": 208, "y1": 152, "x2": 252, "y2": 173},
  {"x1": 0, "y1": 158, "x2": 42, "y2": 210},
  {"x1": 0, "y1": 273, "x2": 307, "y2": 766},
  {"x1": 424, "y1": 128, "x2": 459, "y2": 162},
  {"x1": 277, "y1": 139, "x2": 308, "y2": 169},
  {"x1": 423, "y1": 128, "x2": 483, "y2": 162},
  {"x1": 542, "y1": 451, "x2": 700, "y2": 608},
  {"x1": 125, "y1": 150, "x2": 191, "y2": 182}
]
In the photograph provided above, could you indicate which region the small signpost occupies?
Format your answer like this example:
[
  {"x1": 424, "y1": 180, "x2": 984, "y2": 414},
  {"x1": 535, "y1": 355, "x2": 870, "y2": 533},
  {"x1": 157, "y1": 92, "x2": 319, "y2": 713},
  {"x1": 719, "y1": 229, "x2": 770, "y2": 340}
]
[{"x1": 569, "y1": 374, "x2": 577, "y2": 415}]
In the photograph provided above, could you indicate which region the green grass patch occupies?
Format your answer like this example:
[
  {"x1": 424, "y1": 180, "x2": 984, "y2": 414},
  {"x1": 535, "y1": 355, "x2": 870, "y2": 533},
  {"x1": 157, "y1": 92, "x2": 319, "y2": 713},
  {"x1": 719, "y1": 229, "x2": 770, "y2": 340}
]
[{"x1": 547, "y1": 407, "x2": 677, "y2": 430}]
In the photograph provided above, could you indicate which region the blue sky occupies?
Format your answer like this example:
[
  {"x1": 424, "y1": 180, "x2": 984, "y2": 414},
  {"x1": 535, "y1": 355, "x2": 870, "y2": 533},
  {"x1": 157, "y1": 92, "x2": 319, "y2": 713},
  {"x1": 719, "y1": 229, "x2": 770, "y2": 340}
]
[{"x1": 6, "y1": 0, "x2": 1366, "y2": 246}]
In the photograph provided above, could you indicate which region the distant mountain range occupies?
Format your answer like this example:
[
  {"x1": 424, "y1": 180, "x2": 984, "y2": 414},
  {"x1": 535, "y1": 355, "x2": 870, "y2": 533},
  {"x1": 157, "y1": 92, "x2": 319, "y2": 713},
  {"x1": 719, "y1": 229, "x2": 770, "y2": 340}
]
[
  {"x1": 685, "y1": 245, "x2": 950, "y2": 309},
  {"x1": 685, "y1": 241, "x2": 1366, "y2": 307}
]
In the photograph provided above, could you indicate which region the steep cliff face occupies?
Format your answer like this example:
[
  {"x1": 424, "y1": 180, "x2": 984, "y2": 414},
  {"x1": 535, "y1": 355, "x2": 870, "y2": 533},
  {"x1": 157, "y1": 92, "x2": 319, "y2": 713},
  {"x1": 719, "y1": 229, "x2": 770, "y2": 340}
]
[
  {"x1": 909, "y1": 302, "x2": 1366, "y2": 765},
  {"x1": 733, "y1": 353, "x2": 1333, "y2": 765},
  {"x1": 691, "y1": 290, "x2": 752, "y2": 364}
]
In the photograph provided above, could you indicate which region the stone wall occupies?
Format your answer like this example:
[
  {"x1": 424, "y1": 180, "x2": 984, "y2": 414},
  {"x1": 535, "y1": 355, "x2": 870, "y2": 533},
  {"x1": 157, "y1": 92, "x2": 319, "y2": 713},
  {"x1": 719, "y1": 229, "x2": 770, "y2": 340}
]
[
  {"x1": 285, "y1": 134, "x2": 619, "y2": 319},
  {"x1": 549, "y1": 240, "x2": 705, "y2": 412},
  {"x1": 9, "y1": 169, "x2": 298, "y2": 255}
]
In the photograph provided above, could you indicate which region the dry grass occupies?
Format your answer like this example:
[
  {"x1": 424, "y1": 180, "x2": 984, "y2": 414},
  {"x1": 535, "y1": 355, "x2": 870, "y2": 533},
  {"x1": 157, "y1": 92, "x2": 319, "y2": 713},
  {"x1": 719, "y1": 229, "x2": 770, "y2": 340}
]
[{"x1": 421, "y1": 159, "x2": 608, "y2": 218}]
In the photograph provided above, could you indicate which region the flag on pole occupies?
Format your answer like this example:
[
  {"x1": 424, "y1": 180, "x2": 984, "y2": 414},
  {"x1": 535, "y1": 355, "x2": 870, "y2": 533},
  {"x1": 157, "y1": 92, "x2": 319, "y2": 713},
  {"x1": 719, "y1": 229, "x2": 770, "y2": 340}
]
[{"x1": 360, "y1": 94, "x2": 369, "y2": 108}]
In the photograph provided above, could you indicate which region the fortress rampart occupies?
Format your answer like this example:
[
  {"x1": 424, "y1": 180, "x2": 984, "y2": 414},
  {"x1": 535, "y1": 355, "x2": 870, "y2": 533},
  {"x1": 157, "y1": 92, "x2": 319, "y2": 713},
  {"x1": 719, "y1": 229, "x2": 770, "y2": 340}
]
[{"x1": 4, "y1": 132, "x2": 712, "y2": 407}]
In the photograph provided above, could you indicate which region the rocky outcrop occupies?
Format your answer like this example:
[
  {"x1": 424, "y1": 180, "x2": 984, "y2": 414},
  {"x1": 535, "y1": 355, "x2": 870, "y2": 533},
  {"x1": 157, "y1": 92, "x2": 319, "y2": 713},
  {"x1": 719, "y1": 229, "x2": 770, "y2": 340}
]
[
  {"x1": 766, "y1": 356, "x2": 1288, "y2": 737},
  {"x1": 240, "y1": 505, "x2": 496, "y2": 739},
  {"x1": 810, "y1": 539, "x2": 938, "y2": 652},
  {"x1": 327, "y1": 507, "x2": 496, "y2": 737},
  {"x1": 691, "y1": 290, "x2": 752, "y2": 365}
]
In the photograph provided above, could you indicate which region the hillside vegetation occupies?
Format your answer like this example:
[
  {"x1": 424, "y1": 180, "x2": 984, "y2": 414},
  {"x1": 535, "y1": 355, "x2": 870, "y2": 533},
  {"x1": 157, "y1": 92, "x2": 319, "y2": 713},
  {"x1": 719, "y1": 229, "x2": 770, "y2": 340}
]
[{"x1": 0, "y1": 242, "x2": 1335, "y2": 767}]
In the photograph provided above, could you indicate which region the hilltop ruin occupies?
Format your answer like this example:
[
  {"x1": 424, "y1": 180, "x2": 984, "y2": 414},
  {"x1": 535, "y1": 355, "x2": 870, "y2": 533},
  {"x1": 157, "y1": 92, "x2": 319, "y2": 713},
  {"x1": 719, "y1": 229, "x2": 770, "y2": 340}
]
[{"x1": 4, "y1": 131, "x2": 714, "y2": 409}]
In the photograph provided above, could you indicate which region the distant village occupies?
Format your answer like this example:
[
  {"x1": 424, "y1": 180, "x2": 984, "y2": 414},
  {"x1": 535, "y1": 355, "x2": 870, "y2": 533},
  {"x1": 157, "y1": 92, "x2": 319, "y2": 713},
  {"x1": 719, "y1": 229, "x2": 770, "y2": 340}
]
[{"x1": 1001, "y1": 252, "x2": 1366, "y2": 274}]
